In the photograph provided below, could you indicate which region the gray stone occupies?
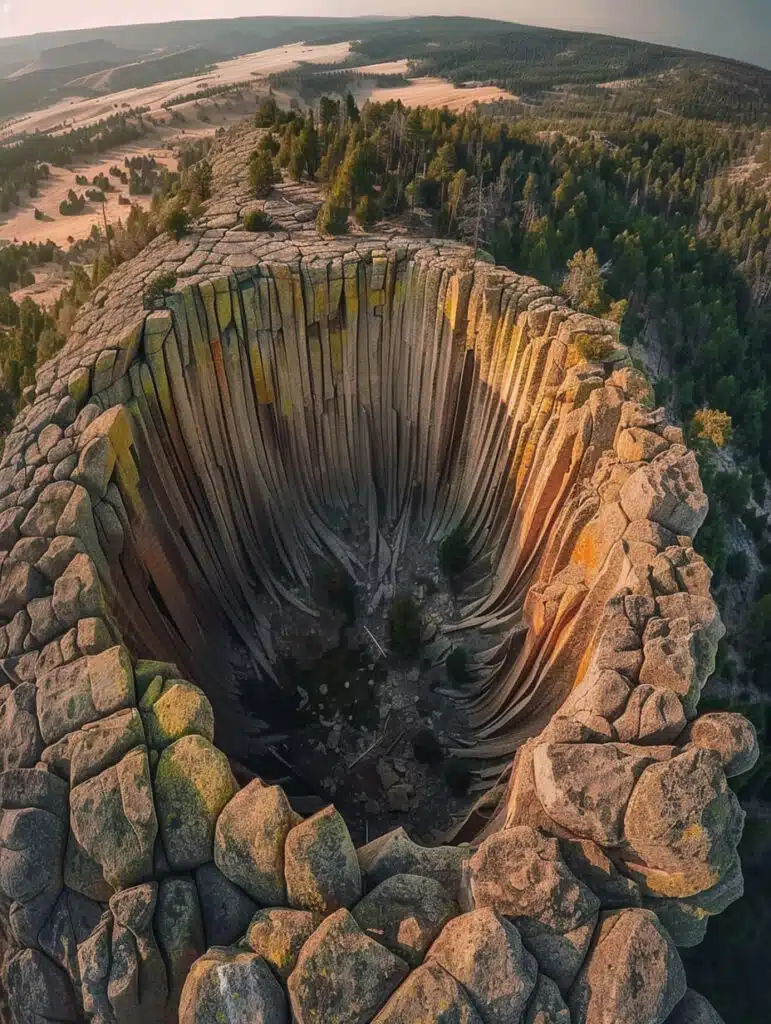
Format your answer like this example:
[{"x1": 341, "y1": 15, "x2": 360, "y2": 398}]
[
  {"x1": 179, "y1": 948, "x2": 288, "y2": 1024},
  {"x1": 6, "y1": 948, "x2": 77, "y2": 1024},
  {"x1": 195, "y1": 861, "x2": 258, "y2": 947},
  {"x1": 524, "y1": 974, "x2": 571, "y2": 1024},
  {"x1": 155, "y1": 877, "x2": 206, "y2": 1009},
  {"x1": 352, "y1": 873, "x2": 459, "y2": 968},
  {"x1": 285, "y1": 805, "x2": 362, "y2": 913},
  {"x1": 288, "y1": 909, "x2": 409, "y2": 1024},
  {"x1": 665, "y1": 990, "x2": 725, "y2": 1024},
  {"x1": 373, "y1": 963, "x2": 485, "y2": 1023},
  {"x1": 357, "y1": 826, "x2": 469, "y2": 896}
]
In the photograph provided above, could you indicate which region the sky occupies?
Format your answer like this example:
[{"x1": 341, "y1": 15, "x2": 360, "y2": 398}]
[{"x1": 0, "y1": 0, "x2": 769, "y2": 69}]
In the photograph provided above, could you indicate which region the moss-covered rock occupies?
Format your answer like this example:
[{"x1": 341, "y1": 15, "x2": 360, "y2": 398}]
[
  {"x1": 154, "y1": 735, "x2": 236, "y2": 870},
  {"x1": 142, "y1": 678, "x2": 214, "y2": 750},
  {"x1": 214, "y1": 779, "x2": 300, "y2": 904},
  {"x1": 285, "y1": 805, "x2": 362, "y2": 914}
]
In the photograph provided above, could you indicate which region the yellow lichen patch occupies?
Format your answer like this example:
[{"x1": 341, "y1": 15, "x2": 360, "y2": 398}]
[{"x1": 143, "y1": 679, "x2": 214, "y2": 750}]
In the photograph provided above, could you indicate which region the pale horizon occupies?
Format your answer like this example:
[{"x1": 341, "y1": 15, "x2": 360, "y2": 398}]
[{"x1": 0, "y1": 2, "x2": 769, "y2": 71}]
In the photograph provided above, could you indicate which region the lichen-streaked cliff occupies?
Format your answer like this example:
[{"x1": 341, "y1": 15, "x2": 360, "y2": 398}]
[{"x1": 0, "y1": 123, "x2": 758, "y2": 1024}]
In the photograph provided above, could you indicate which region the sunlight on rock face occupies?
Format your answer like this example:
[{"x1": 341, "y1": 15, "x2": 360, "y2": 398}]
[{"x1": 0, "y1": 124, "x2": 758, "y2": 1024}]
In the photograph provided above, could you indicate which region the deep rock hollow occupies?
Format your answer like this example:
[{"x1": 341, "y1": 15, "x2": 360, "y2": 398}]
[{"x1": 0, "y1": 123, "x2": 759, "y2": 1024}]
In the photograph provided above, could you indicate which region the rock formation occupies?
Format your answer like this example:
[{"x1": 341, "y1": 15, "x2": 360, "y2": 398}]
[{"x1": 0, "y1": 123, "x2": 759, "y2": 1023}]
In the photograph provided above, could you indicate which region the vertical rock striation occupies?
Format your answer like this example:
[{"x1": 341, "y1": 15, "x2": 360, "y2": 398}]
[{"x1": 0, "y1": 123, "x2": 758, "y2": 1024}]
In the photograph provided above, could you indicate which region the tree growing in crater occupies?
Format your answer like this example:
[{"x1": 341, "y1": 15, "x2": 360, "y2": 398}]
[
  {"x1": 389, "y1": 594, "x2": 422, "y2": 659},
  {"x1": 438, "y1": 524, "x2": 471, "y2": 578},
  {"x1": 446, "y1": 647, "x2": 470, "y2": 687},
  {"x1": 444, "y1": 759, "x2": 472, "y2": 797}
]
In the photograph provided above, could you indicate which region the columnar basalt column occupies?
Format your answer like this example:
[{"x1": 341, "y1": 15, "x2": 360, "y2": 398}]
[{"x1": 0, "y1": 124, "x2": 757, "y2": 1024}]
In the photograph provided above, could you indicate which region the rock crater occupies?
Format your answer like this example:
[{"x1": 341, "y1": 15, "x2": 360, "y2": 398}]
[{"x1": 0, "y1": 122, "x2": 759, "y2": 1024}]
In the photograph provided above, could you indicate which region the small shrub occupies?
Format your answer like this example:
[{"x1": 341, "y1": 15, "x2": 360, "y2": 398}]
[
  {"x1": 242, "y1": 208, "x2": 275, "y2": 232},
  {"x1": 574, "y1": 332, "x2": 615, "y2": 362},
  {"x1": 143, "y1": 271, "x2": 178, "y2": 308},
  {"x1": 446, "y1": 647, "x2": 470, "y2": 686},
  {"x1": 165, "y1": 206, "x2": 191, "y2": 240},
  {"x1": 59, "y1": 189, "x2": 86, "y2": 216},
  {"x1": 33, "y1": 208, "x2": 44, "y2": 221},
  {"x1": 726, "y1": 550, "x2": 750, "y2": 582},
  {"x1": 444, "y1": 759, "x2": 472, "y2": 797},
  {"x1": 412, "y1": 728, "x2": 444, "y2": 767},
  {"x1": 86, "y1": 189, "x2": 105, "y2": 203},
  {"x1": 389, "y1": 594, "x2": 422, "y2": 659},
  {"x1": 691, "y1": 408, "x2": 733, "y2": 449},
  {"x1": 320, "y1": 564, "x2": 356, "y2": 621},
  {"x1": 438, "y1": 525, "x2": 471, "y2": 577}
]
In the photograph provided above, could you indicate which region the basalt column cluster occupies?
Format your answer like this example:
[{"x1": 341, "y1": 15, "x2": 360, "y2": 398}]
[{"x1": 0, "y1": 124, "x2": 760, "y2": 1024}]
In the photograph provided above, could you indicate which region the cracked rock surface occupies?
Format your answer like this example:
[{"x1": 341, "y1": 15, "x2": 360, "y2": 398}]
[{"x1": 0, "y1": 120, "x2": 757, "y2": 1024}]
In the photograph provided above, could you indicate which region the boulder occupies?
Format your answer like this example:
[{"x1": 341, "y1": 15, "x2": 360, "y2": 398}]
[
  {"x1": 665, "y1": 989, "x2": 725, "y2": 1023},
  {"x1": 6, "y1": 948, "x2": 77, "y2": 1024},
  {"x1": 373, "y1": 963, "x2": 484, "y2": 1023},
  {"x1": 246, "y1": 908, "x2": 322, "y2": 981},
  {"x1": 619, "y1": 450, "x2": 708, "y2": 537},
  {"x1": 0, "y1": 681, "x2": 43, "y2": 770},
  {"x1": 427, "y1": 908, "x2": 538, "y2": 1024},
  {"x1": 179, "y1": 948, "x2": 288, "y2": 1024},
  {"x1": 69, "y1": 746, "x2": 157, "y2": 890},
  {"x1": 108, "y1": 883, "x2": 168, "y2": 1021},
  {"x1": 467, "y1": 826, "x2": 600, "y2": 991},
  {"x1": 35, "y1": 645, "x2": 135, "y2": 745},
  {"x1": 285, "y1": 805, "x2": 362, "y2": 913},
  {"x1": 524, "y1": 974, "x2": 571, "y2": 1024},
  {"x1": 154, "y1": 877, "x2": 206, "y2": 1010},
  {"x1": 357, "y1": 827, "x2": 469, "y2": 896},
  {"x1": 195, "y1": 861, "x2": 257, "y2": 947},
  {"x1": 141, "y1": 678, "x2": 214, "y2": 749},
  {"x1": 288, "y1": 909, "x2": 409, "y2": 1024},
  {"x1": 352, "y1": 873, "x2": 459, "y2": 967},
  {"x1": 683, "y1": 713, "x2": 759, "y2": 778},
  {"x1": 69, "y1": 707, "x2": 145, "y2": 786},
  {"x1": 533, "y1": 742, "x2": 651, "y2": 845},
  {"x1": 214, "y1": 779, "x2": 300, "y2": 904},
  {"x1": 154, "y1": 734, "x2": 236, "y2": 870},
  {"x1": 621, "y1": 748, "x2": 744, "y2": 897},
  {"x1": 613, "y1": 685, "x2": 687, "y2": 745},
  {"x1": 568, "y1": 908, "x2": 686, "y2": 1024}
]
